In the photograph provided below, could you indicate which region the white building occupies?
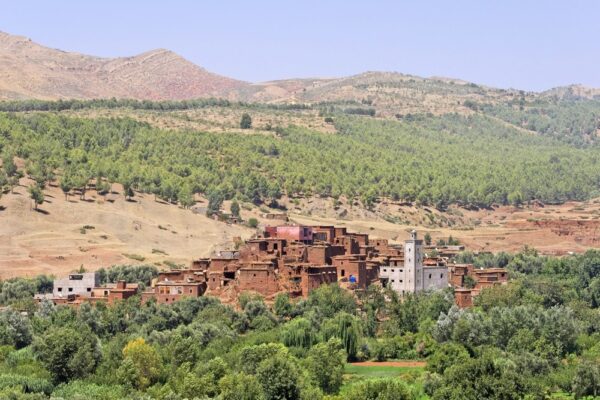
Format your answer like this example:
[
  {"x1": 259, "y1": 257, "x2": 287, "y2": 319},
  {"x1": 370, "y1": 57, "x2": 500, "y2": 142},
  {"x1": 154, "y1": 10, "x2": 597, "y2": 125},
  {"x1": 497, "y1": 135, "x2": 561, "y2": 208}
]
[
  {"x1": 379, "y1": 230, "x2": 448, "y2": 294},
  {"x1": 52, "y1": 273, "x2": 99, "y2": 298}
]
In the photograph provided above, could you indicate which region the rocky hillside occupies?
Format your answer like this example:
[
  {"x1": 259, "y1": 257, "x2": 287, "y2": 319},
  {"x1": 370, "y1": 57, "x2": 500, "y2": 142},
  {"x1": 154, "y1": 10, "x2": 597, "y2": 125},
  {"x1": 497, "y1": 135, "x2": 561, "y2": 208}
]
[{"x1": 0, "y1": 31, "x2": 247, "y2": 100}]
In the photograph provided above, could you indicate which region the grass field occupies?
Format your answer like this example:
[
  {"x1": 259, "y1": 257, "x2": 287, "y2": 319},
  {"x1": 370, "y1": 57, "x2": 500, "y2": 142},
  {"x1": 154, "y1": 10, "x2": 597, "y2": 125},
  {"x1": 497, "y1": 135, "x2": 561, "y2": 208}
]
[{"x1": 341, "y1": 362, "x2": 428, "y2": 398}]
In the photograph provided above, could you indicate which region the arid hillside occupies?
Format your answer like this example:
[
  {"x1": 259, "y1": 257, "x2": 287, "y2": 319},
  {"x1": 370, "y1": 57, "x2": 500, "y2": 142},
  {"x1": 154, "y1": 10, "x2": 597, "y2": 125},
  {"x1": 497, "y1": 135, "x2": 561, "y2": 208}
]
[
  {"x1": 0, "y1": 180, "x2": 253, "y2": 280},
  {"x1": 0, "y1": 31, "x2": 246, "y2": 100},
  {"x1": 1, "y1": 176, "x2": 599, "y2": 279}
]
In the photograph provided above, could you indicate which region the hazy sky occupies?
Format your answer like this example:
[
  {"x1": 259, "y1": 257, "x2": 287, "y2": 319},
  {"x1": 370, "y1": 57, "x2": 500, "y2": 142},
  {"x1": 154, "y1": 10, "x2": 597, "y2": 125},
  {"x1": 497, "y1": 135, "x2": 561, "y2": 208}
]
[{"x1": 2, "y1": 1, "x2": 599, "y2": 91}]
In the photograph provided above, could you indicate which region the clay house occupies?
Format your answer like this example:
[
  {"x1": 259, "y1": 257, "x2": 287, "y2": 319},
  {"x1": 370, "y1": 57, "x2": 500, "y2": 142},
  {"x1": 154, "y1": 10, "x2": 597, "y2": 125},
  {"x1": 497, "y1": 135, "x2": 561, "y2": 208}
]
[
  {"x1": 265, "y1": 225, "x2": 314, "y2": 243},
  {"x1": 448, "y1": 264, "x2": 509, "y2": 307},
  {"x1": 299, "y1": 265, "x2": 338, "y2": 297},
  {"x1": 262, "y1": 212, "x2": 289, "y2": 221},
  {"x1": 141, "y1": 281, "x2": 206, "y2": 304},
  {"x1": 332, "y1": 255, "x2": 367, "y2": 288},
  {"x1": 237, "y1": 262, "x2": 280, "y2": 296},
  {"x1": 312, "y1": 226, "x2": 336, "y2": 243},
  {"x1": 91, "y1": 281, "x2": 138, "y2": 304},
  {"x1": 454, "y1": 288, "x2": 474, "y2": 308}
]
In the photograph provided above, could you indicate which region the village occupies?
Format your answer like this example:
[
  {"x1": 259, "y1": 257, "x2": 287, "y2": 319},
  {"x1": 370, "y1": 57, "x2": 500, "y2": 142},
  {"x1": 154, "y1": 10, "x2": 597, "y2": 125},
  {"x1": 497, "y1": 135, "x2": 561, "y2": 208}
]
[{"x1": 34, "y1": 224, "x2": 508, "y2": 309}]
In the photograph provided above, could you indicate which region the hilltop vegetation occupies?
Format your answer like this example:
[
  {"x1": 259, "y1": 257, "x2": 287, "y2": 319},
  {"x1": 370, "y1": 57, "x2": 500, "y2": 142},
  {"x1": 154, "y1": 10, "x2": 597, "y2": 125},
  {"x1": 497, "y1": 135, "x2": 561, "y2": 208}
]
[{"x1": 1, "y1": 102, "x2": 599, "y2": 210}]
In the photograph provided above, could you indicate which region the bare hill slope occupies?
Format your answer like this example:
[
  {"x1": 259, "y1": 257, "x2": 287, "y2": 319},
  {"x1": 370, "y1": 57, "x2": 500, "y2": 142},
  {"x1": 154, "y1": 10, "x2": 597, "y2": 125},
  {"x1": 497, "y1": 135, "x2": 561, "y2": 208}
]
[{"x1": 0, "y1": 31, "x2": 247, "y2": 100}]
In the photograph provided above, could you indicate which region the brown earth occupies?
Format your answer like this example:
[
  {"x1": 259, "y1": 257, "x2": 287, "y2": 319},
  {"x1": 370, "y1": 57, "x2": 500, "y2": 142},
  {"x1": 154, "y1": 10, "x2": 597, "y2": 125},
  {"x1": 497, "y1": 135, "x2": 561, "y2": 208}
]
[
  {"x1": 285, "y1": 197, "x2": 600, "y2": 255},
  {"x1": 0, "y1": 180, "x2": 253, "y2": 280},
  {"x1": 349, "y1": 361, "x2": 427, "y2": 368}
]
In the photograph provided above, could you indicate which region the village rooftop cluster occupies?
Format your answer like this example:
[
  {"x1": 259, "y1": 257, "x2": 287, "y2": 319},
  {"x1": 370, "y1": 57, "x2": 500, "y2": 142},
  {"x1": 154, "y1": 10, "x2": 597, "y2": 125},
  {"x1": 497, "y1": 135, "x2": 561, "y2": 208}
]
[{"x1": 35, "y1": 225, "x2": 508, "y2": 308}]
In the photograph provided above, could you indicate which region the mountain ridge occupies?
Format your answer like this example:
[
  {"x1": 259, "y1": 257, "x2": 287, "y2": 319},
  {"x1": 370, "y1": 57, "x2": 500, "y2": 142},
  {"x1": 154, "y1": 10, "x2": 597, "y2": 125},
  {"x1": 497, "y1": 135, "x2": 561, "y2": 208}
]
[
  {"x1": 1, "y1": 31, "x2": 599, "y2": 102},
  {"x1": 0, "y1": 31, "x2": 247, "y2": 100}
]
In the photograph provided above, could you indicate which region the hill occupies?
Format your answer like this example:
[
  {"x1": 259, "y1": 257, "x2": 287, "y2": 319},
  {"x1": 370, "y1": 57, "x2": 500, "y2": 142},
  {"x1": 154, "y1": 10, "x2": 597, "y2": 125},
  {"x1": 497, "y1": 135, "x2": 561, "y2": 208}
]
[{"x1": 0, "y1": 31, "x2": 246, "y2": 100}]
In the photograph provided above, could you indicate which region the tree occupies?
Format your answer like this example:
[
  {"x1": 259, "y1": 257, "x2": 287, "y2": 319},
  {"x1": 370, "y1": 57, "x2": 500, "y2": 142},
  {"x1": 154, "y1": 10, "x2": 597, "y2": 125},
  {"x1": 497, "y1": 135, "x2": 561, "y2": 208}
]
[
  {"x1": 60, "y1": 175, "x2": 72, "y2": 200},
  {"x1": 33, "y1": 326, "x2": 101, "y2": 383},
  {"x1": 207, "y1": 191, "x2": 224, "y2": 216},
  {"x1": 179, "y1": 184, "x2": 195, "y2": 208},
  {"x1": 248, "y1": 218, "x2": 259, "y2": 228},
  {"x1": 306, "y1": 338, "x2": 346, "y2": 394},
  {"x1": 320, "y1": 312, "x2": 362, "y2": 360},
  {"x1": 0, "y1": 309, "x2": 32, "y2": 349},
  {"x1": 424, "y1": 232, "x2": 432, "y2": 245},
  {"x1": 430, "y1": 351, "x2": 534, "y2": 400},
  {"x1": 117, "y1": 337, "x2": 162, "y2": 390},
  {"x1": 28, "y1": 185, "x2": 44, "y2": 210},
  {"x1": 281, "y1": 318, "x2": 316, "y2": 349},
  {"x1": 572, "y1": 360, "x2": 600, "y2": 399},
  {"x1": 123, "y1": 179, "x2": 135, "y2": 201},
  {"x1": 230, "y1": 200, "x2": 241, "y2": 218},
  {"x1": 257, "y1": 353, "x2": 301, "y2": 400},
  {"x1": 2, "y1": 152, "x2": 17, "y2": 177},
  {"x1": 426, "y1": 342, "x2": 470, "y2": 374},
  {"x1": 273, "y1": 292, "x2": 293, "y2": 319},
  {"x1": 240, "y1": 113, "x2": 252, "y2": 129},
  {"x1": 218, "y1": 372, "x2": 264, "y2": 400},
  {"x1": 344, "y1": 378, "x2": 415, "y2": 400}
]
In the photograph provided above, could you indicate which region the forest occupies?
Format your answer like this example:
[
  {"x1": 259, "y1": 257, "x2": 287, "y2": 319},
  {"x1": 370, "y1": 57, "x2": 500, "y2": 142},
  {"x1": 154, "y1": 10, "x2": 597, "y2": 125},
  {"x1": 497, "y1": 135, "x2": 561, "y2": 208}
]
[
  {"x1": 0, "y1": 248, "x2": 599, "y2": 399},
  {"x1": 0, "y1": 105, "x2": 599, "y2": 210}
]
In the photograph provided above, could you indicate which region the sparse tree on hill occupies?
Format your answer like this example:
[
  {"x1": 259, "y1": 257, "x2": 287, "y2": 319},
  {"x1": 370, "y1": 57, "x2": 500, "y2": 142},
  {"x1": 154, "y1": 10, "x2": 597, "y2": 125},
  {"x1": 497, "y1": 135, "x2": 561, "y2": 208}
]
[
  {"x1": 230, "y1": 200, "x2": 241, "y2": 218},
  {"x1": 2, "y1": 153, "x2": 17, "y2": 177},
  {"x1": 123, "y1": 179, "x2": 135, "y2": 201},
  {"x1": 424, "y1": 232, "x2": 432, "y2": 245},
  {"x1": 240, "y1": 113, "x2": 252, "y2": 129},
  {"x1": 28, "y1": 185, "x2": 44, "y2": 210},
  {"x1": 60, "y1": 175, "x2": 72, "y2": 200},
  {"x1": 207, "y1": 192, "x2": 224, "y2": 216},
  {"x1": 179, "y1": 184, "x2": 195, "y2": 209}
]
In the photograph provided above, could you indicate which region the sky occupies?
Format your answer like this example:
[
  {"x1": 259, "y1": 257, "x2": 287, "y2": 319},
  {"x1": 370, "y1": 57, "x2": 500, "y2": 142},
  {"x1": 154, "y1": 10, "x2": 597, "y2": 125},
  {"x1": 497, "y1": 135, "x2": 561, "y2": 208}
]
[{"x1": 1, "y1": 0, "x2": 599, "y2": 91}]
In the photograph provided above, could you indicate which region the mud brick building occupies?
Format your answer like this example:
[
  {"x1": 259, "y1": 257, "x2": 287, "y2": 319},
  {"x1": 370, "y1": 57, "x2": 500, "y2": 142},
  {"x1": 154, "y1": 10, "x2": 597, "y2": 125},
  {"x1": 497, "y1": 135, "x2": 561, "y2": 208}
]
[
  {"x1": 34, "y1": 225, "x2": 509, "y2": 308},
  {"x1": 449, "y1": 264, "x2": 508, "y2": 307}
]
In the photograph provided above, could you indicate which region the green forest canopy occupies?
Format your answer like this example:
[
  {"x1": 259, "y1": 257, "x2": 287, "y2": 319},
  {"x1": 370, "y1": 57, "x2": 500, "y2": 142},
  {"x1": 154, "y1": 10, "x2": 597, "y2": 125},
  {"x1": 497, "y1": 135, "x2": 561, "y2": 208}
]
[{"x1": 0, "y1": 102, "x2": 599, "y2": 209}]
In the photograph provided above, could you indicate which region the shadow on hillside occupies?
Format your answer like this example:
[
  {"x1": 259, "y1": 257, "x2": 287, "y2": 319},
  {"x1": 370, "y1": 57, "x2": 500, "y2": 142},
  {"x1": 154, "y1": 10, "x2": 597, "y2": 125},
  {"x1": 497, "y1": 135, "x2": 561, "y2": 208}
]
[
  {"x1": 35, "y1": 208, "x2": 50, "y2": 215},
  {"x1": 126, "y1": 198, "x2": 138, "y2": 203}
]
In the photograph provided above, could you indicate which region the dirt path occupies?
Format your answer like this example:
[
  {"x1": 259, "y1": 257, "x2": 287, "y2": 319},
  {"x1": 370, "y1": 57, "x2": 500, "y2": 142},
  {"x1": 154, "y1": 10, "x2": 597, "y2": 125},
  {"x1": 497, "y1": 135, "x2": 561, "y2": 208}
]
[{"x1": 350, "y1": 361, "x2": 426, "y2": 368}]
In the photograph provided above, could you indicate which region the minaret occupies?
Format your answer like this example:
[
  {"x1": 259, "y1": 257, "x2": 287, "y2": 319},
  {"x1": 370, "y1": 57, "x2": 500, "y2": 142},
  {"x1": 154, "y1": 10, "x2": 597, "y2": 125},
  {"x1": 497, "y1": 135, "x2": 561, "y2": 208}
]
[{"x1": 404, "y1": 230, "x2": 424, "y2": 292}]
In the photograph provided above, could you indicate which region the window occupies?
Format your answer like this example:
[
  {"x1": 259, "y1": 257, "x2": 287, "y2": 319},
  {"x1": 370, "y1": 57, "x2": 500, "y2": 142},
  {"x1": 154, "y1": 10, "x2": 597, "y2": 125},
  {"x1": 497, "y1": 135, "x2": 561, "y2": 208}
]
[
  {"x1": 429, "y1": 274, "x2": 432, "y2": 279},
  {"x1": 399, "y1": 279, "x2": 403, "y2": 283},
  {"x1": 104, "y1": 290, "x2": 108, "y2": 296},
  {"x1": 57, "y1": 287, "x2": 62, "y2": 292},
  {"x1": 440, "y1": 273, "x2": 444, "y2": 278},
  {"x1": 68, "y1": 288, "x2": 73, "y2": 292},
  {"x1": 341, "y1": 270, "x2": 345, "y2": 277},
  {"x1": 87, "y1": 288, "x2": 91, "y2": 292},
  {"x1": 383, "y1": 269, "x2": 387, "y2": 272},
  {"x1": 391, "y1": 279, "x2": 395, "y2": 282},
  {"x1": 391, "y1": 269, "x2": 395, "y2": 272}
]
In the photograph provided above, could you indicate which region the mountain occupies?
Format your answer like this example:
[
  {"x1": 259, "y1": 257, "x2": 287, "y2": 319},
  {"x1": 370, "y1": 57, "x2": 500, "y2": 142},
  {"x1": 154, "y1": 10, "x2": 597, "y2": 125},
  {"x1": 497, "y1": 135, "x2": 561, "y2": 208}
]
[{"x1": 0, "y1": 31, "x2": 247, "y2": 100}]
